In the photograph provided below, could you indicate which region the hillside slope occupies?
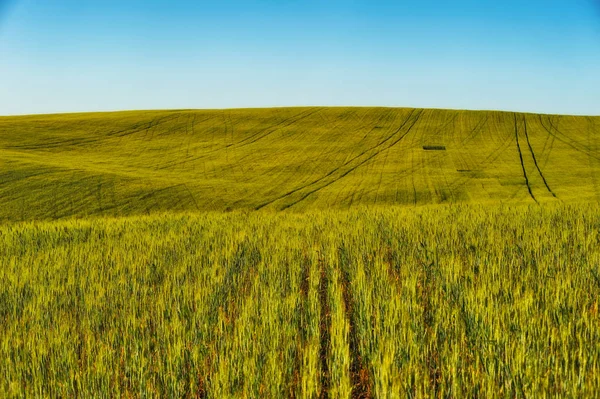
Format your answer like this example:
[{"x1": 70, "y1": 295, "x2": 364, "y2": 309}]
[{"x1": 0, "y1": 107, "x2": 599, "y2": 221}]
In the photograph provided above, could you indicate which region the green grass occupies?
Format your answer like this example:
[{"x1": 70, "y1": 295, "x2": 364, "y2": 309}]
[{"x1": 1, "y1": 107, "x2": 599, "y2": 221}]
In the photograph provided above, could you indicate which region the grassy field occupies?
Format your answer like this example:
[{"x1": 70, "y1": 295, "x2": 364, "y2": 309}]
[
  {"x1": 1, "y1": 108, "x2": 600, "y2": 397},
  {"x1": 1, "y1": 107, "x2": 599, "y2": 221},
  {"x1": 2, "y1": 205, "x2": 600, "y2": 397}
]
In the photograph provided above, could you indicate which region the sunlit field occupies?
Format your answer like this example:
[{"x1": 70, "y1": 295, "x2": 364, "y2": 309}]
[
  {"x1": 1, "y1": 108, "x2": 600, "y2": 397},
  {"x1": 1, "y1": 108, "x2": 599, "y2": 221},
  {"x1": 2, "y1": 206, "x2": 600, "y2": 397}
]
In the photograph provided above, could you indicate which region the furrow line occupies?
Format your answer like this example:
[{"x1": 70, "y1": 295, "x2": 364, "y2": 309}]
[
  {"x1": 235, "y1": 108, "x2": 321, "y2": 148},
  {"x1": 523, "y1": 116, "x2": 557, "y2": 199},
  {"x1": 157, "y1": 108, "x2": 321, "y2": 171},
  {"x1": 279, "y1": 110, "x2": 423, "y2": 210},
  {"x1": 256, "y1": 109, "x2": 422, "y2": 210},
  {"x1": 339, "y1": 264, "x2": 371, "y2": 398},
  {"x1": 538, "y1": 115, "x2": 600, "y2": 161},
  {"x1": 514, "y1": 113, "x2": 538, "y2": 203},
  {"x1": 318, "y1": 255, "x2": 331, "y2": 398}
]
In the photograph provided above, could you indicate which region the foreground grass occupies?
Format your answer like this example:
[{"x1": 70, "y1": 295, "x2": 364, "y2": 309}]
[
  {"x1": 1, "y1": 205, "x2": 599, "y2": 397},
  {"x1": 1, "y1": 108, "x2": 599, "y2": 221}
]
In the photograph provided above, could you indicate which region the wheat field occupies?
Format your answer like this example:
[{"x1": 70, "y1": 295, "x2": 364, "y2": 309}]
[
  {"x1": 1, "y1": 108, "x2": 599, "y2": 221},
  {"x1": 1, "y1": 108, "x2": 600, "y2": 397},
  {"x1": 2, "y1": 206, "x2": 600, "y2": 397}
]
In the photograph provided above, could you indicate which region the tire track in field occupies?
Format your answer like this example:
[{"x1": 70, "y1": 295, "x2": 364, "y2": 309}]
[
  {"x1": 333, "y1": 110, "x2": 398, "y2": 207},
  {"x1": 245, "y1": 109, "x2": 377, "y2": 201},
  {"x1": 409, "y1": 110, "x2": 428, "y2": 205},
  {"x1": 7, "y1": 114, "x2": 181, "y2": 151},
  {"x1": 372, "y1": 113, "x2": 399, "y2": 204},
  {"x1": 350, "y1": 111, "x2": 433, "y2": 206},
  {"x1": 318, "y1": 254, "x2": 331, "y2": 398},
  {"x1": 410, "y1": 127, "x2": 418, "y2": 206},
  {"x1": 530, "y1": 115, "x2": 555, "y2": 165},
  {"x1": 536, "y1": 116, "x2": 556, "y2": 169},
  {"x1": 356, "y1": 142, "x2": 450, "y2": 202},
  {"x1": 437, "y1": 116, "x2": 457, "y2": 202},
  {"x1": 446, "y1": 120, "x2": 516, "y2": 194},
  {"x1": 110, "y1": 113, "x2": 183, "y2": 140},
  {"x1": 156, "y1": 113, "x2": 226, "y2": 170},
  {"x1": 587, "y1": 116, "x2": 600, "y2": 201},
  {"x1": 181, "y1": 114, "x2": 197, "y2": 170},
  {"x1": 413, "y1": 111, "x2": 458, "y2": 205},
  {"x1": 452, "y1": 114, "x2": 488, "y2": 171},
  {"x1": 234, "y1": 108, "x2": 321, "y2": 148},
  {"x1": 538, "y1": 115, "x2": 600, "y2": 161},
  {"x1": 156, "y1": 108, "x2": 321, "y2": 171},
  {"x1": 280, "y1": 110, "x2": 423, "y2": 210},
  {"x1": 445, "y1": 114, "x2": 490, "y2": 199},
  {"x1": 224, "y1": 110, "x2": 344, "y2": 205},
  {"x1": 523, "y1": 116, "x2": 558, "y2": 199},
  {"x1": 292, "y1": 250, "x2": 313, "y2": 397},
  {"x1": 345, "y1": 109, "x2": 398, "y2": 162},
  {"x1": 409, "y1": 111, "x2": 455, "y2": 205},
  {"x1": 328, "y1": 113, "x2": 386, "y2": 208},
  {"x1": 338, "y1": 255, "x2": 372, "y2": 398},
  {"x1": 548, "y1": 116, "x2": 594, "y2": 152},
  {"x1": 426, "y1": 112, "x2": 460, "y2": 203},
  {"x1": 514, "y1": 113, "x2": 538, "y2": 203},
  {"x1": 0, "y1": 169, "x2": 56, "y2": 189},
  {"x1": 255, "y1": 109, "x2": 422, "y2": 210},
  {"x1": 374, "y1": 141, "x2": 391, "y2": 205},
  {"x1": 459, "y1": 114, "x2": 489, "y2": 147},
  {"x1": 253, "y1": 111, "x2": 402, "y2": 209}
]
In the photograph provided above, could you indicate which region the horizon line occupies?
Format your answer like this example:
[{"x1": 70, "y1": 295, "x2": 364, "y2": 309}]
[{"x1": 1, "y1": 105, "x2": 598, "y2": 118}]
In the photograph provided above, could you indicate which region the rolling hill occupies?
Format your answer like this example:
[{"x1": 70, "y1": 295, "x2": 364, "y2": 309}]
[
  {"x1": 1, "y1": 107, "x2": 599, "y2": 221},
  {"x1": 3, "y1": 108, "x2": 600, "y2": 396}
]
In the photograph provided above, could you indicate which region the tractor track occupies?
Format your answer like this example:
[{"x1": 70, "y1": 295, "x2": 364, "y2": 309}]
[
  {"x1": 8, "y1": 113, "x2": 181, "y2": 151},
  {"x1": 280, "y1": 110, "x2": 423, "y2": 210},
  {"x1": 523, "y1": 116, "x2": 558, "y2": 199},
  {"x1": 154, "y1": 108, "x2": 321, "y2": 171},
  {"x1": 318, "y1": 254, "x2": 331, "y2": 398},
  {"x1": 234, "y1": 108, "x2": 321, "y2": 148},
  {"x1": 446, "y1": 121, "x2": 516, "y2": 194},
  {"x1": 538, "y1": 115, "x2": 600, "y2": 162},
  {"x1": 587, "y1": 116, "x2": 600, "y2": 201},
  {"x1": 514, "y1": 113, "x2": 538, "y2": 203},
  {"x1": 244, "y1": 109, "x2": 378, "y2": 197},
  {"x1": 338, "y1": 260, "x2": 371, "y2": 398},
  {"x1": 255, "y1": 109, "x2": 422, "y2": 210}
]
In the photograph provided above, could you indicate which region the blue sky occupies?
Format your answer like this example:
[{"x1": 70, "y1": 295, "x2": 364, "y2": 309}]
[{"x1": 1, "y1": 0, "x2": 599, "y2": 115}]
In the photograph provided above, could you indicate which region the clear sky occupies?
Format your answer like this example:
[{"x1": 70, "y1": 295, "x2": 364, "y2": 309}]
[{"x1": 1, "y1": 0, "x2": 599, "y2": 115}]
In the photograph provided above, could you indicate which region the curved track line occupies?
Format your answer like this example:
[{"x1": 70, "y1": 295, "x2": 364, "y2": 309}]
[
  {"x1": 446, "y1": 116, "x2": 517, "y2": 194},
  {"x1": 587, "y1": 116, "x2": 600, "y2": 201},
  {"x1": 280, "y1": 110, "x2": 423, "y2": 210},
  {"x1": 154, "y1": 108, "x2": 321, "y2": 171},
  {"x1": 254, "y1": 109, "x2": 420, "y2": 210},
  {"x1": 255, "y1": 110, "x2": 423, "y2": 210},
  {"x1": 235, "y1": 108, "x2": 321, "y2": 148},
  {"x1": 538, "y1": 115, "x2": 600, "y2": 162},
  {"x1": 514, "y1": 114, "x2": 538, "y2": 203},
  {"x1": 523, "y1": 117, "x2": 557, "y2": 199}
]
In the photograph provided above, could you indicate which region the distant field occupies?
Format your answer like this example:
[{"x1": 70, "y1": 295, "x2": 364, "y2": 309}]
[{"x1": 1, "y1": 107, "x2": 599, "y2": 221}]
